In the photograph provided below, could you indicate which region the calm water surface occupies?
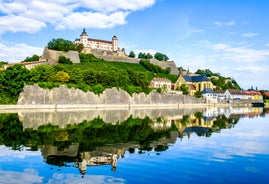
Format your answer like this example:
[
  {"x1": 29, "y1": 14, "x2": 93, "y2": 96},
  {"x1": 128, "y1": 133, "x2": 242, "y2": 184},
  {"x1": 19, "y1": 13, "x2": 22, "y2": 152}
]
[{"x1": 0, "y1": 107, "x2": 269, "y2": 184}]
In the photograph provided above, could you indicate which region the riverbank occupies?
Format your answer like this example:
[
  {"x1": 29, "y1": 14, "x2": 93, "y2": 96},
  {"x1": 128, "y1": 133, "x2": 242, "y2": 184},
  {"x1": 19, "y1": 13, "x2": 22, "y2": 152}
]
[{"x1": 0, "y1": 102, "x2": 249, "y2": 112}]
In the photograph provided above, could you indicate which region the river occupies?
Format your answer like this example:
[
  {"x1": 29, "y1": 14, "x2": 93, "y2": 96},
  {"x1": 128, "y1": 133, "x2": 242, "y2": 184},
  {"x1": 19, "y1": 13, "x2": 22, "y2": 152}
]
[{"x1": 0, "y1": 107, "x2": 268, "y2": 184}]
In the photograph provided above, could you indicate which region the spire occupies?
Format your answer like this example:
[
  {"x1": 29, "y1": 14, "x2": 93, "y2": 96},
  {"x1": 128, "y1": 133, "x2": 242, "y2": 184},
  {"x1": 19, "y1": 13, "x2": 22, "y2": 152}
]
[
  {"x1": 187, "y1": 68, "x2": 190, "y2": 75},
  {"x1": 80, "y1": 28, "x2": 87, "y2": 36}
]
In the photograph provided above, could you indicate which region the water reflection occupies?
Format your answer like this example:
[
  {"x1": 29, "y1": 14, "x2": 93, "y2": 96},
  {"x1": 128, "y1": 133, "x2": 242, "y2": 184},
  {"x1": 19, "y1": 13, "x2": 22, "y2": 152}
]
[{"x1": 0, "y1": 107, "x2": 268, "y2": 175}]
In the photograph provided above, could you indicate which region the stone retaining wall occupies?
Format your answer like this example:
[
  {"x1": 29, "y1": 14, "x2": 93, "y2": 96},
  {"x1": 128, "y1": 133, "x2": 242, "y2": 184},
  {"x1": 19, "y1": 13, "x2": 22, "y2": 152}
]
[{"x1": 18, "y1": 84, "x2": 204, "y2": 106}]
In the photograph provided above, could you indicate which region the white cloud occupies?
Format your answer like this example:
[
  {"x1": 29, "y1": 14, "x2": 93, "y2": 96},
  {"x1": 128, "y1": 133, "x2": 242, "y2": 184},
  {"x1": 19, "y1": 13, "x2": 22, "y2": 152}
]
[
  {"x1": 211, "y1": 43, "x2": 269, "y2": 62},
  {"x1": 79, "y1": 0, "x2": 155, "y2": 12},
  {"x1": 0, "y1": 15, "x2": 46, "y2": 34},
  {"x1": 0, "y1": 170, "x2": 43, "y2": 184},
  {"x1": 56, "y1": 11, "x2": 129, "y2": 29},
  {"x1": 213, "y1": 20, "x2": 235, "y2": 26},
  {"x1": 0, "y1": 0, "x2": 156, "y2": 34},
  {"x1": 0, "y1": 41, "x2": 43, "y2": 63},
  {"x1": 241, "y1": 32, "x2": 258, "y2": 37},
  {"x1": 174, "y1": 40, "x2": 269, "y2": 89}
]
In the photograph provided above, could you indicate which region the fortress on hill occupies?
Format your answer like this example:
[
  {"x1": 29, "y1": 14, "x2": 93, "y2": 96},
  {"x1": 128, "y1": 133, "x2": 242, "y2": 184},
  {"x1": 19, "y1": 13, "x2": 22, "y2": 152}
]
[
  {"x1": 74, "y1": 28, "x2": 119, "y2": 52},
  {"x1": 73, "y1": 29, "x2": 179, "y2": 75},
  {"x1": 41, "y1": 29, "x2": 179, "y2": 75}
]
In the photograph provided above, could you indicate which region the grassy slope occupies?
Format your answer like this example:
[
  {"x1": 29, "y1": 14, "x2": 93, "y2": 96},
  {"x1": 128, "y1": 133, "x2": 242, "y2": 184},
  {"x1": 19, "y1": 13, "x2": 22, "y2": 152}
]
[{"x1": 60, "y1": 61, "x2": 179, "y2": 83}]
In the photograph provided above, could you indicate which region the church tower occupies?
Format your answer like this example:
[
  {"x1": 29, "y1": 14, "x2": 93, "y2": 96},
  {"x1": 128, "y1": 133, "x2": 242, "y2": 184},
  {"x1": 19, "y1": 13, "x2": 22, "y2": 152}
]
[
  {"x1": 112, "y1": 35, "x2": 118, "y2": 51},
  {"x1": 80, "y1": 28, "x2": 89, "y2": 46}
]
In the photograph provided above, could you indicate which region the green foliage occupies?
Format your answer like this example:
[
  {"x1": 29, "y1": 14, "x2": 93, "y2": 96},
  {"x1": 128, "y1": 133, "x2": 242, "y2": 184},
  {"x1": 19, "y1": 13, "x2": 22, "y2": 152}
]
[
  {"x1": 79, "y1": 53, "x2": 104, "y2": 62},
  {"x1": 58, "y1": 56, "x2": 73, "y2": 64},
  {"x1": 24, "y1": 54, "x2": 40, "y2": 62},
  {"x1": 0, "y1": 64, "x2": 30, "y2": 104},
  {"x1": 195, "y1": 68, "x2": 241, "y2": 90},
  {"x1": 157, "y1": 88, "x2": 162, "y2": 93},
  {"x1": 47, "y1": 38, "x2": 83, "y2": 52},
  {"x1": 138, "y1": 52, "x2": 153, "y2": 59},
  {"x1": 154, "y1": 52, "x2": 169, "y2": 61},
  {"x1": 178, "y1": 84, "x2": 189, "y2": 95},
  {"x1": 139, "y1": 60, "x2": 170, "y2": 74},
  {"x1": 49, "y1": 71, "x2": 70, "y2": 83},
  {"x1": 29, "y1": 65, "x2": 56, "y2": 82},
  {"x1": 38, "y1": 82, "x2": 61, "y2": 89},
  {"x1": 194, "y1": 91, "x2": 202, "y2": 98},
  {"x1": 128, "y1": 51, "x2": 136, "y2": 58}
]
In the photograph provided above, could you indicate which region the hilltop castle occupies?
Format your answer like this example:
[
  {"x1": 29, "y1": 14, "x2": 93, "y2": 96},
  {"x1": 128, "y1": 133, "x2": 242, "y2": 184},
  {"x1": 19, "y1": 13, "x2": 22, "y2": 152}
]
[{"x1": 74, "y1": 29, "x2": 119, "y2": 52}]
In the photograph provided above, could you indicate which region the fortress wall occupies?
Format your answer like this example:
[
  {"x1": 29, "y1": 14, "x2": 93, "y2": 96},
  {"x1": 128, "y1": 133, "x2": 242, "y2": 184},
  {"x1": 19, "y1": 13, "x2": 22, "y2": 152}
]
[
  {"x1": 42, "y1": 47, "x2": 80, "y2": 63},
  {"x1": 82, "y1": 48, "x2": 179, "y2": 73},
  {"x1": 18, "y1": 84, "x2": 204, "y2": 106},
  {"x1": 149, "y1": 59, "x2": 179, "y2": 75}
]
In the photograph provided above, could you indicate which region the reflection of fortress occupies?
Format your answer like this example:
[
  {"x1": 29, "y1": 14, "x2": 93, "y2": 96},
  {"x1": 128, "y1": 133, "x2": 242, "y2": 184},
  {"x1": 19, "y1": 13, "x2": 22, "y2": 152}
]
[
  {"x1": 41, "y1": 134, "x2": 178, "y2": 174},
  {"x1": 37, "y1": 106, "x2": 265, "y2": 174}
]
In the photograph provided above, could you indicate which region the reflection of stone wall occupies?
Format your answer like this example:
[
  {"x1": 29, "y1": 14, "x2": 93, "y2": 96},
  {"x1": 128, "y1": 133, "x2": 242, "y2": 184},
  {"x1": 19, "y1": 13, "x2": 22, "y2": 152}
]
[
  {"x1": 19, "y1": 108, "x2": 205, "y2": 129},
  {"x1": 18, "y1": 84, "x2": 203, "y2": 105},
  {"x1": 41, "y1": 143, "x2": 79, "y2": 159}
]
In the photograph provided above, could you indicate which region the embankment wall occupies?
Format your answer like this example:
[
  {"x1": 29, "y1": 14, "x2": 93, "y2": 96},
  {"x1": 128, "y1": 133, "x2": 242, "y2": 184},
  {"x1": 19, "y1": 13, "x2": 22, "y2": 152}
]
[{"x1": 17, "y1": 84, "x2": 204, "y2": 106}]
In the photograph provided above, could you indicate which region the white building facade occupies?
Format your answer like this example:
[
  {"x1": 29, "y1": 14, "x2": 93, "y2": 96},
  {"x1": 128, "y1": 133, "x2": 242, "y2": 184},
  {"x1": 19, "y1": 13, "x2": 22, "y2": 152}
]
[{"x1": 75, "y1": 29, "x2": 118, "y2": 52}]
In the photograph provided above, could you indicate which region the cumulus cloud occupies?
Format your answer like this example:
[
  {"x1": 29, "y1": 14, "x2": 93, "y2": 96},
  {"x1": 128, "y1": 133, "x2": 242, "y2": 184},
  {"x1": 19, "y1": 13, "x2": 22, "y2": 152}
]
[
  {"x1": 0, "y1": 170, "x2": 43, "y2": 184},
  {"x1": 174, "y1": 39, "x2": 269, "y2": 89},
  {"x1": 56, "y1": 11, "x2": 129, "y2": 29},
  {"x1": 0, "y1": 41, "x2": 43, "y2": 62},
  {"x1": 0, "y1": 0, "x2": 156, "y2": 34},
  {"x1": 211, "y1": 43, "x2": 269, "y2": 62}
]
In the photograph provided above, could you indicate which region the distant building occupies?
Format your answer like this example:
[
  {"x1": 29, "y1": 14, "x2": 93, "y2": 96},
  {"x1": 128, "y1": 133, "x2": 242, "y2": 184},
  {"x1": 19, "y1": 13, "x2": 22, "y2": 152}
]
[
  {"x1": 224, "y1": 89, "x2": 263, "y2": 102},
  {"x1": 150, "y1": 77, "x2": 172, "y2": 91},
  {"x1": 74, "y1": 29, "x2": 119, "y2": 52},
  {"x1": 3, "y1": 60, "x2": 47, "y2": 70},
  {"x1": 174, "y1": 72, "x2": 214, "y2": 95}
]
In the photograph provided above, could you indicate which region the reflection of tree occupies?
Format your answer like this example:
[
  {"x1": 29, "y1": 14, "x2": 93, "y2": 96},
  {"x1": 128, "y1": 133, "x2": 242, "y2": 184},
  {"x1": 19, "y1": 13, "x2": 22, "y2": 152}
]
[{"x1": 0, "y1": 114, "x2": 176, "y2": 153}]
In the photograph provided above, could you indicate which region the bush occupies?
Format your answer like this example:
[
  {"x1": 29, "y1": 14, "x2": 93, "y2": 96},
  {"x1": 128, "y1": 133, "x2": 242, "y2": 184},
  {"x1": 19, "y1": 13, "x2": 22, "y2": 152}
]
[{"x1": 58, "y1": 56, "x2": 72, "y2": 64}]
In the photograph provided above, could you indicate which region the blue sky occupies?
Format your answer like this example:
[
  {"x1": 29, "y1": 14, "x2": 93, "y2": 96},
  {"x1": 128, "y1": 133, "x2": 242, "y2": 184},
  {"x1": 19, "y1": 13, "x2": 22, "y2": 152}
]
[{"x1": 0, "y1": 0, "x2": 269, "y2": 90}]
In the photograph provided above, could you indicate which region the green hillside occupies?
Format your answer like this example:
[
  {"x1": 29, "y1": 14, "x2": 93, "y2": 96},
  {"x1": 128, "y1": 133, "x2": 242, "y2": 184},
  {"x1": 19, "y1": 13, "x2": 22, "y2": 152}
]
[
  {"x1": 0, "y1": 58, "x2": 178, "y2": 104},
  {"x1": 60, "y1": 60, "x2": 178, "y2": 83}
]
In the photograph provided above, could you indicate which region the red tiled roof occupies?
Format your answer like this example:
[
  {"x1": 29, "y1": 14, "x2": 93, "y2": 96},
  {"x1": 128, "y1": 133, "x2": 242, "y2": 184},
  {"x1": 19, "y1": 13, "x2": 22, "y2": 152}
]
[
  {"x1": 151, "y1": 77, "x2": 171, "y2": 82},
  {"x1": 264, "y1": 92, "x2": 269, "y2": 97},
  {"x1": 88, "y1": 38, "x2": 112, "y2": 44}
]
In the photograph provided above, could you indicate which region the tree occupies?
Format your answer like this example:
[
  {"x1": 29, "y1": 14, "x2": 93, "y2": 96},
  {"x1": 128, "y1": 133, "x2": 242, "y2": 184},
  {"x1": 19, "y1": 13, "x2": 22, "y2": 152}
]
[
  {"x1": 49, "y1": 71, "x2": 70, "y2": 83},
  {"x1": 138, "y1": 52, "x2": 145, "y2": 59},
  {"x1": 178, "y1": 84, "x2": 189, "y2": 95},
  {"x1": 128, "y1": 51, "x2": 136, "y2": 58},
  {"x1": 24, "y1": 54, "x2": 40, "y2": 62},
  {"x1": 145, "y1": 53, "x2": 153, "y2": 59},
  {"x1": 47, "y1": 38, "x2": 82, "y2": 52},
  {"x1": 154, "y1": 52, "x2": 169, "y2": 61},
  {"x1": 0, "y1": 64, "x2": 30, "y2": 102},
  {"x1": 29, "y1": 65, "x2": 56, "y2": 82}
]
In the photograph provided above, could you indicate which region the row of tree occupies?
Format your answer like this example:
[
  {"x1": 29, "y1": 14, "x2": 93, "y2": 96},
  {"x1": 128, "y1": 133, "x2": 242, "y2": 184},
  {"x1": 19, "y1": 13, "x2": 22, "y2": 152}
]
[
  {"x1": 0, "y1": 62, "x2": 152, "y2": 104},
  {"x1": 129, "y1": 51, "x2": 169, "y2": 61}
]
